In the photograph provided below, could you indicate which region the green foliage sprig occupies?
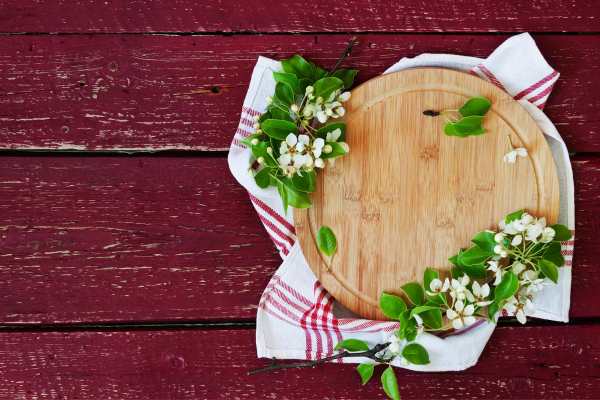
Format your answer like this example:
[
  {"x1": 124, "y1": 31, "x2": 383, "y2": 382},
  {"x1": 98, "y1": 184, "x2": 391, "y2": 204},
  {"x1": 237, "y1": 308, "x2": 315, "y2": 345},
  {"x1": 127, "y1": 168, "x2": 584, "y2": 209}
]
[
  {"x1": 424, "y1": 96, "x2": 491, "y2": 137},
  {"x1": 243, "y1": 43, "x2": 358, "y2": 212},
  {"x1": 250, "y1": 210, "x2": 570, "y2": 400}
]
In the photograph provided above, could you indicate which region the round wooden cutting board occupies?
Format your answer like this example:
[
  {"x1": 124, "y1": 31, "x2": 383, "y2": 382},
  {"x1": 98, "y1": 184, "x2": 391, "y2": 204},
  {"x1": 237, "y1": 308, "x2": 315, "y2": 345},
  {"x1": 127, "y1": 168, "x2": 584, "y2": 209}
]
[{"x1": 293, "y1": 68, "x2": 560, "y2": 320}]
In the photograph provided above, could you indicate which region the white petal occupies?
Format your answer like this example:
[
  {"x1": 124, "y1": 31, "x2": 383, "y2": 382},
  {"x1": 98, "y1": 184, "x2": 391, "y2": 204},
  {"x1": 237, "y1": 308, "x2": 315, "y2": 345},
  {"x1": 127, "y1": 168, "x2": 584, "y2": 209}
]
[
  {"x1": 463, "y1": 316, "x2": 476, "y2": 326},
  {"x1": 441, "y1": 278, "x2": 450, "y2": 292},
  {"x1": 455, "y1": 300, "x2": 465, "y2": 312},
  {"x1": 452, "y1": 318, "x2": 464, "y2": 330},
  {"x1": 335, "y1": 106, "x2": 346, "y2": 117},
  {"x1": 278, "y1": 154, "x2": 292, "y2": 167},
  {"x1": 515, "y1": 147, "x2": 528, "y2": 157},
  {"x1": 286, "y1": 133, "x2": 297, "y2": 146},
  {"x1": 429, "y1": 279, "x2": 442, "y2": 292},
  {"x1": 511, "y1": 234, "x2": 523, "y2": 246},
  {"x1": 503, "y1": 150, "x2": 517, "y2": 163},
  {"x1": 480, "y1": 284, "x2": 490, "y2": 298},
  {"x1": 316, "y1": 111, "x2": 328, "y2": 123},
  {"x1": 314, "y1": 158, "x2": 325, "y2": 168},
  {"x1": 516, "y1": 309, "x2": 527, "y2": 324},
  {"x1": 472, "y1": 281, "x2": 481, "y2": 296},
  {"x1": 293, "y1": 154, "x2": 306, "y2": 169},
  {"x1": 494, "y1": 233, "x2": 505, "y2": 243},
  {"x1": 313, "y1": 137, "x2": 325, "y2": 150},
  {"x1": 463, "y1": 304, "x2": 475, "y2": 316},
  {"x1": 279, "y1": 142, "x2": 289, "y2": 155},
  {"x1": 327, "y1": 128, "x2": 342, "y2": 143},
  {"x1": 446, "y1": 309, "x2": 458, "y2": 320},
  {"x1": 298, "y1": 134, "x2": 310, "y2": 145}
]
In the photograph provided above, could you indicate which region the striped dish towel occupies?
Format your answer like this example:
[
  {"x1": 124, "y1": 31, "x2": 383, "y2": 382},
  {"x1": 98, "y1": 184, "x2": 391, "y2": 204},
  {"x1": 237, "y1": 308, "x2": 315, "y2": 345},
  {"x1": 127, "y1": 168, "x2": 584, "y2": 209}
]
[{"x1": 227, "y1": 33, "x2": 575, "y2": 371}]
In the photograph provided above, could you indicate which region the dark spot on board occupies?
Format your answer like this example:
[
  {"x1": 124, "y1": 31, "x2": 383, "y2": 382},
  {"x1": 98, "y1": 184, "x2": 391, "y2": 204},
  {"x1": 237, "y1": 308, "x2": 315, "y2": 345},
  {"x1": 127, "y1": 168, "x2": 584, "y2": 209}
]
[{"x1": 211, "y1": 86, "x2": 221, "y2": 94}]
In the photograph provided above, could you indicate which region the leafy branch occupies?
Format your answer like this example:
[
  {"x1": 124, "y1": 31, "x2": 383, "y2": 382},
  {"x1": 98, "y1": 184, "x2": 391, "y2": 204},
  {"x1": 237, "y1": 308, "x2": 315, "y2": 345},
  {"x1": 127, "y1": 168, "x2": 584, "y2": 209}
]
[{"x1": 248, "y1": 342, "x2": 390, "y2": 376}]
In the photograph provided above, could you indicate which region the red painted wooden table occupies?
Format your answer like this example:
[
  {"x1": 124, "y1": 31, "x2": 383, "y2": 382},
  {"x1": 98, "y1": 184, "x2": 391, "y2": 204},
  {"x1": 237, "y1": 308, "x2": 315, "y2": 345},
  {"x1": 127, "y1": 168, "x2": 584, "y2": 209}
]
[{"x1": 1, "y1": 1, "x2": 599, "y2": 399}]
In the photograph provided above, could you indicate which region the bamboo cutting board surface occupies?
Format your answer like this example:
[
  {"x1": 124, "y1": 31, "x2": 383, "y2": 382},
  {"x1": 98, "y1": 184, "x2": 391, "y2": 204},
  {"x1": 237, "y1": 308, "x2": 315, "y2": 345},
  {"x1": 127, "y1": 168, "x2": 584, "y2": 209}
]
[{"x1": 294, "y1": 68, "x2": 560, "y2": 320}]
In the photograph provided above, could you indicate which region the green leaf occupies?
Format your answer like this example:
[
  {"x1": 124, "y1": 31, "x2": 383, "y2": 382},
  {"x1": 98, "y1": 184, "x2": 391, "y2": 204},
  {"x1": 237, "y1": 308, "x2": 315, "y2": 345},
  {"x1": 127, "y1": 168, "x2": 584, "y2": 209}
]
[
  {"x1": 472, "y1": 231, "x2": 496, "y2": 253},
  {"x1": 254, "y1": 168, "x2": 271, "y2": 189},
  {"x1": 246, "y1": 141, "x2": 277, "y2": 167},
  {"x1": 401, "y1": 343, "x2": 430, "y2": 365},
  {"x1": 276, "y1": 181, "x2": 288, "y2": 213},
  {"x1": 488, "y1": 300, "x2": 501, "y2": 321},
  {"x1": 316, "y1": 226, "x2": 337, "y2": 256},
  {"x1": 444, "y1": 115, "x2": 485, "y2": 137},
  {"x1": 397, "y1": 311, "x2": 418, "y2": 341},
  {"x1": 539, "y1": 259, "x2": 559, "y2": 284},
  {"x1": 272, "y1": 71, "x2": 299, "y2": 94},
  {"x1": 409, "y1": 305, "x2": 441, "y2": 318},
  {"x1": 459, "y1": 96, "x2": 491, "y2": 117},
  {"x1": 423, "y1": 268, "x2": 439, "y2": 293},
  {"x1": 381, "y1": 366, "x2": 401, "y2": 400},
  {"x1": 313, "y1": 77, "x2": 344, "y2": 101},
  {"x1": 380, "y1": 293, "x2": 407, "y2": 320},
  {"x1": 542, "y1": 242, "x2": 564, "y2": 267},
  {"x1": 282, "y1": 179, "x2": 312, "y2": 209},
  {"x1": 462, "y1": 263, "x2": 487, "y2": 279},
  {"x1": 313, "y1": 65, "x2": 328, "y2": 81},
  {"x1": 261, "y1": 119, "x2": 297, "y2": 140},
  {"x1": 316, "y1": 122, "x2": 346, "y2": 141},
  {"x1": 275, "y1": 82, "x2": 294, "y2": 106},
  {"x1": 356, "y1": 363, "x2": 374, "y2": 386},
  {"x1": 320, "y1": 142, "x2": 348, "y2": 159},
  {"x1": 505, "y1": 209, "x2": 525, "y2": 224},
  {"x1": 291, "y1": 169, "x2": 316, "y2": 193},
  {"x1": 401, "y1": 282, "x2": 425, "y2": 305},
  {"x1": 281, "y1": 55, "x2": 314, "y2": 80},
  {"x1": 332, "y1": 69, "x2": 358, "y2": 89},
  {"x1": 421, "y1": 307, "x2": 443, "y2": 329},
  {"x1": 335, "y1": 338, "x2": 369, "y2": 352},
  {"x1": 458, "y1": 246, "x2": 492, "y2": 266},
  {"x1": 494, "y1": 271, "x2": 519, "y2": 301},
  {"x1": 551, "y1": 224, "x2": 572, "y2": 242}
]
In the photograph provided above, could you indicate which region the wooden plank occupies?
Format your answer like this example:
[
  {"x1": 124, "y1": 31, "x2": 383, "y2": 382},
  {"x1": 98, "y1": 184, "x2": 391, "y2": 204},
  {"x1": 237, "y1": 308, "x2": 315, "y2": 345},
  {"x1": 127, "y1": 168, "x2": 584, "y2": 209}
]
[
  {"x1": 0, "y1": 325, "x2": 599, "y2": 399},
  {"x1": 2, "y1": 1, "x2": 600, "y2": 33},
  {"x1": 0, "y1": 155, "x2": 598, "y2": 323},
  {"x1": 0, "y1": 34, "x2": 599, "y2": 152}
]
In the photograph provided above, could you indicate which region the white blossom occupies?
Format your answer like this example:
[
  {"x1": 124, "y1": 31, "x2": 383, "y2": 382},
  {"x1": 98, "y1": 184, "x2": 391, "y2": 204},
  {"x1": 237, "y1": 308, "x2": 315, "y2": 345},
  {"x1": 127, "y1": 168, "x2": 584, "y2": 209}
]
[
  {"x1": 471, "y1": 281, "x2": 492, "y2": 307},
  {"x1": 511, "y1": 261, "x2": 526, "y2": 275},
  {"x1": 449, "y1": 275, "x2": 471, "y2": 301},
  {"x1": 446, "y1": 300, "x2": 476, "y2": 330},
  {"x1": 503, "y1": 147, "x2": 528, "y2": 163},
  {"x1": 427, "y1": 278, "x2": 450, "y2": 296},
  {"x1": 511, "y1": 234, "x2": 523, "y2": 246},
  {"x1": 487, "y1": 260, "x2": 503, "y2": 286},
  {"x1": 503, "y1": 295, "x2": 535, "y2": 324},
  {"x1": 540, "y1": 227, "x2": 556, "y2": 243}
]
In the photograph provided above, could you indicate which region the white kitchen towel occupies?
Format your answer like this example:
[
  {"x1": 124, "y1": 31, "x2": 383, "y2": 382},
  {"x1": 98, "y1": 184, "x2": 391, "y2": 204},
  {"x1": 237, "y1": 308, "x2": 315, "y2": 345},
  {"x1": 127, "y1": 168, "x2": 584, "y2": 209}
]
[{"x1": 228, "y1": 33, "x2": 575, "y2": 371}]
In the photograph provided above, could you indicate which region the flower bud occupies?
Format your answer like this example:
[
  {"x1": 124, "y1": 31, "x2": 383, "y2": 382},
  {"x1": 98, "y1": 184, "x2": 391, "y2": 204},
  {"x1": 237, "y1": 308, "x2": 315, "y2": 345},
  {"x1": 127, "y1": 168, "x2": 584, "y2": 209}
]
[
  {"x1": 290, "y1": 104, "x2": 299, "y2": 113},
  {"x1": 316, "y1": 96, "x2": 323, "y2": 105},
  {"x1": 256, "y1": 129, "x2": 262, "y2": 134},
  {"x1": 253, "y1": 123, "x2": 260, "y2": 129},
  {"x1": 266, "y1": 146, "x2": 273, "y2": 155},
  {"x1": 314, "y1": 158, "x2": 325, "y2": 168},
  {"x1": 305, "y1": 86, "x2": 314, "y2": 94},
  {"x1": 253, "y1": 115, "x2": 261, "y2": 121},
  {"x1": 250, "y1": 138, "x2": 259, "y2": 145},
  {"x1": 257, "y1": 157, "x2": 265, "y2": 164},
  {"x1": 323, "y1": 144, "x2": 333, "y2": 154}
]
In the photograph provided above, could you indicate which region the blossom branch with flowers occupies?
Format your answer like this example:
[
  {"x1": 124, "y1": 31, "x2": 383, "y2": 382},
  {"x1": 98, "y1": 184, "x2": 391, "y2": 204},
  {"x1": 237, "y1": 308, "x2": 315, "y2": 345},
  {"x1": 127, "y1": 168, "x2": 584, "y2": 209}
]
[
  {"x1": 242, "y1": 45, "x2": 358, "y2": 212},
  {"x1": 250, "y1": 210, "x2": 571, "y2": 400}
]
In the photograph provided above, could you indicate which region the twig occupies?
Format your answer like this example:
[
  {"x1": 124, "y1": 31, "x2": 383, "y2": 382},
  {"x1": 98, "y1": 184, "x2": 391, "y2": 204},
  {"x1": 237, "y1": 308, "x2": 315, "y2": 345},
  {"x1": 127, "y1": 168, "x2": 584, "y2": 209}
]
[
  {"x1": 328, "y1": 37, "x2": 359, "y2": 76},
  {"x1": 248, "y1": 342, "x2": 390, "y2": 375}
]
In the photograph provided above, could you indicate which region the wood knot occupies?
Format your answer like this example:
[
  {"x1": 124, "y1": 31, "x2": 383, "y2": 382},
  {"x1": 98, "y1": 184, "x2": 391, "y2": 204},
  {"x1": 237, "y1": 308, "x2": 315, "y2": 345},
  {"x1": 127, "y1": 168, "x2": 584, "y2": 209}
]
[{"x1": 420, "y1": 145, "x2": 439, "y2": 161}]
